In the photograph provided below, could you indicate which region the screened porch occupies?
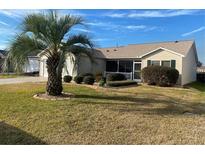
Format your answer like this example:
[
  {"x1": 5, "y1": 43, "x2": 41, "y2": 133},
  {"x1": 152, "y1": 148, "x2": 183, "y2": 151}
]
[{"x1": 104, "y1": 60, "x2": 142, "y2": 81}]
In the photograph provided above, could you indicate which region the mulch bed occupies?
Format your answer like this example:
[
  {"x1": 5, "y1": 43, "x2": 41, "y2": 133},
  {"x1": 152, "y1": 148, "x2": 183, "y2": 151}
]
[{"x1": 33, "y1": 92, "x2": 74, "y2": 101}]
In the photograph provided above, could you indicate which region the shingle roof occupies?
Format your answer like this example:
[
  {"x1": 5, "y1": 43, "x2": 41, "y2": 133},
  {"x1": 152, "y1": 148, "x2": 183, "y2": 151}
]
[{"x1": 95, "y1": 40, "x2": 195, "y2": 59}]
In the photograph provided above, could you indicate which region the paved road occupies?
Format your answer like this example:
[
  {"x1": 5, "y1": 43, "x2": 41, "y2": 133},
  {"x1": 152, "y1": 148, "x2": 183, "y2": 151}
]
[{"x1": 0, "y1": 77, "x2": 47, "y2": 85}]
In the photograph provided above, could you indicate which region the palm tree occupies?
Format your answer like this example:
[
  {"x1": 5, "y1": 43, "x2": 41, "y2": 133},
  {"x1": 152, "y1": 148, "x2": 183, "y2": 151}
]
[{"x1": 4, "y1": 10, "x2": 94, "y2": 96}]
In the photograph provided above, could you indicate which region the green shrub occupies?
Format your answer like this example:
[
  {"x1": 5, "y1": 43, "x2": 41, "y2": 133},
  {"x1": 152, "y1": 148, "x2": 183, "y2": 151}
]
[
  {"x1": 106, "y1": 73, "x2": 126, "y2": 81},
  {"x1": 80, "y1": 73, "x2": 94, "y2": 78},
  {"x1": 74, "y1": 76, "x2": 83, "y2": 84},
  {"x1": 63, "y1": 75, "x2": 72, "y2": 83},
  {"x1": 99, "y1": 77, "x2": 106, "y2": 87},
  {"x1": 141, "y1": 66, "x2": 179, "y2": 87},
  {"x1": 83, "y1": 76, "x2": 95, "y2": 85},
  {"x1": 95, "y1": 73, "x2": 103, "y2": 82},
  {"x1": 107, "y1": 80, "x2": 137, "y2": 87}
]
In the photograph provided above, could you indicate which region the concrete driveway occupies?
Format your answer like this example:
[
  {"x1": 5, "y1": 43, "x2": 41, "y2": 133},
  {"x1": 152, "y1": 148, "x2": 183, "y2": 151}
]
[{"x1": 0, "y1": 77, "x2": 47, "y2": 85}]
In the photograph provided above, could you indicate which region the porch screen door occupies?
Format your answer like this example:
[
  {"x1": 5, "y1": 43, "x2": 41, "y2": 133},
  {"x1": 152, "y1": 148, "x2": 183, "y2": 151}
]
[{"x1": 134, "y1": 62, "x2": 141, "y2": 81}]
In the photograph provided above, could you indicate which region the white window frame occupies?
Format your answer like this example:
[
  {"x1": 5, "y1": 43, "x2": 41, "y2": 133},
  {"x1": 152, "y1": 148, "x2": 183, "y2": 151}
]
[
  {"x1": 151, "y1": 60, "x2": 160, "y2": 66},
  {"x1": 149, "y1": 60, "x2": 172, "y2": 67},
  {"x1": 161, "y1": 60, "x2": 171, "y2": 67}
]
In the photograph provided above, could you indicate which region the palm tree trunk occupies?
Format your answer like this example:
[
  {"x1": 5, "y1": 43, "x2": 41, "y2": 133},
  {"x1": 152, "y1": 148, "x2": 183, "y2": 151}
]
[{"x1": 46, "y1": 56, "x2": 63, "y2": 96}]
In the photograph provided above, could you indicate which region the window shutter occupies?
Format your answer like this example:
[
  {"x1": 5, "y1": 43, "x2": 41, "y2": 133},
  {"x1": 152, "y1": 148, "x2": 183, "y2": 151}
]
[
  {"x1": 147, "y1": 60, "x2": 151, "y2": 66},
  {"x1": 171, "y1": 60, "x2": 176, "y2": 69}
]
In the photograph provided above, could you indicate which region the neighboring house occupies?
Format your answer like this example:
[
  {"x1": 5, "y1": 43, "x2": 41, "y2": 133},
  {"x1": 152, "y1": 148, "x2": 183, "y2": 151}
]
[
  {"x1": 39, "y1": 40, "x2": 198, "y2": 85},
  {"x1": 0, "y1": 50, "x2": 6, "y2": 72},
  {"x1": 197, "y1": 66, "x2": 205, "y2": 82},
  {"x1": 23, "y1": 56, "x2": 40, "y2": 73},
  {"x1": 0, "y1": 49, "x2": 39, "y2": 73},
  {"x1": 197, "y1": 66, "x2": 205, "y2": 73}
]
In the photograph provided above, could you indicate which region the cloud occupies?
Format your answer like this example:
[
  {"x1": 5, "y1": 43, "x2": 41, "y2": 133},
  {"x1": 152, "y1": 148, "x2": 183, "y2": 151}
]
[
  {"x1": 0, "y1": 10, "x2": 87, "y2": 20},
  {"x1": 125, "y1": 25, "x2": 159, "y2": 32},
  {"x1": 107, "y1": 13, "x2": 126, "y2": 18},
  {"x1": 92, "y1": 38, "x2": 113, "y2": 42},
  {"x1": 125, "y1": 25, "x2": 146, "y2": 30},
  {"x1": 86, "y1": 21, "x2": 121, "y2": 31},
  {"x1": 181, "y1": 26, "x2": 205, "y2": 37},
  {"x1": 73, "y1": 28, "x2": 92, "y2": 33},
  {"x1": 87, "y1": 22, "x2": 107, "y2": 27},
  {"x1": 106, "y1": 10, "x2": 199, "y2": 18},
  {"x1": 0, "y1": 21, "x2": 9, "y2": 26},
  {"x1": 0, "y1": 10, "x2": 42, "y2": 19},
  {"x1": 87, "y1": 21, "x2": 158, "y2": 32},
  {"x1": 59, "y1": 10, "x2": 87, "y2": 17}
]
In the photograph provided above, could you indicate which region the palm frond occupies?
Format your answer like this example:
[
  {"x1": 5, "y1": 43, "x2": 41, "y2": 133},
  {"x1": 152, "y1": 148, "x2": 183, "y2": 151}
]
[
  {"x1": 68, "y1": 45, "x2": 95, "y2": 64},
  {"x1": 3, "y1": 34, "x2": 46, "y2": 72},
  {"x1": 65, "y1": 34, "x2": 94, "y2": 48},
  {"x1": 58, "y1": 15, "x2": 84, "y2": 41}
]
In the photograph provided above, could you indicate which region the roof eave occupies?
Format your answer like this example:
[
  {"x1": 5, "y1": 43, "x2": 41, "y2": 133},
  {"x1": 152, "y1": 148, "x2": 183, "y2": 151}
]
[{"x1": 139, "y1": 47, "x2": 185, "y2": 58}]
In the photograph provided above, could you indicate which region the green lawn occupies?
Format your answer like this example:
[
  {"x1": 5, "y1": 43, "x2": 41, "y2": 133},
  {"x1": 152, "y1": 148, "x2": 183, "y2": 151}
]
[
  {"x1": 0, "y1": 74, "x2": 19, "y2": 79},
  {"x1": 187, "y1": 81, "x2": 205, "y2": 92},
  {"x1": 0, "y1": 82, "x2": 205, "y2": 144}
]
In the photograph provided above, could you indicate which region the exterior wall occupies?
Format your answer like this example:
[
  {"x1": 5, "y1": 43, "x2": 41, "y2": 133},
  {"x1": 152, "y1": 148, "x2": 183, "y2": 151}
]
[
  {"x1": 141, "y1": 49, "x2": 183, "y2": 84},
  {"x1": 24, "y1": 57, "x2": 40, "y2": 73},
  {"x1": 63, "y1": 54, "x2": 106, "y2": 77},
  {"x1": 39, "y1": 54, "x2": 106, "y2": 77},
  {"x1": 62, "y1": 54, "x2": 77, "y2": 77},
  {"x1": 78, "y1": 55, "x2": 106, "y2": 76},
  {"x1": 182, "y1": 46, "x2": 197, "y2": 85},
  {"x1": 39, "y1": 55, "x2": 48, "y2": 77}
]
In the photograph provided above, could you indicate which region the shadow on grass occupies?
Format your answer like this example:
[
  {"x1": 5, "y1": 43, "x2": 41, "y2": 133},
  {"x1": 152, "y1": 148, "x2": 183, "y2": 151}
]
[
  {"x1": 74, "y1": 94, "x2": 205, "y2": 115},
  {"x1": 0, "y1": 121, "x2": 46, "y2": 145},
  {"x1": 186, "y1": 81, "x2": 205, "y2": 92}
]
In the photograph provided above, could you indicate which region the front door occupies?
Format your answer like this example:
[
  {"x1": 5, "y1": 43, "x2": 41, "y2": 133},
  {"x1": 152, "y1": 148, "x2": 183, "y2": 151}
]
[{"x1": 133, "y1": 62, "x2": 141, "y2": 81}]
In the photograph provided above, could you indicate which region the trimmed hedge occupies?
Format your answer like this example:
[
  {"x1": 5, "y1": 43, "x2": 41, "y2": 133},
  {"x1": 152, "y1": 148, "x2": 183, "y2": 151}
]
[
  {"x1": 141, "y1": 66, "x2": 179, "y2": 87},
  {"x1": 99, "y1": 77, "x2": 106, "y2": 87},
  {"x1": 63, "y1": 75, "x2": 72, "y2": 83},
  {"x1": 83, "y1": 76, "x2": 95, "y2": 85},
  {"x1": 80, "y1": 73, "x2": 94, "y2": 78},
  {"x1": 107, "y1": 80, "x2": 137, "y2": 87},
  {"x1": 74, "y1": 76, "x2": 83, "y2": 84},
  {"x1": 106, "y1": 73, "x2": 126, "y2": 81}
]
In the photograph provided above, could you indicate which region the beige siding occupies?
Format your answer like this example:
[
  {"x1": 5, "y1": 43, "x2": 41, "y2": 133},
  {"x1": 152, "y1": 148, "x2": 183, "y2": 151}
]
[
  {"x1": 39, "y1": 55, "x2": 47, "y2": 77},
  {"x1": 141, "y1": 49, "x2": 183, "y2": 84},
  {"x1": 62, "y1": 54, "x2": 77, "y2": 77},
  {"x1": 39, "y1": 54, "x2": 106, "y2": 77},
  {"x1": 63, "y1": 54, "x2": 106, "y2": 76},
  {"x1": 182, "y1": 46, "x2": 197, "y2": 85},
  {"x1": 78, "y1": 55, "x2": 106, "y2": 76}
]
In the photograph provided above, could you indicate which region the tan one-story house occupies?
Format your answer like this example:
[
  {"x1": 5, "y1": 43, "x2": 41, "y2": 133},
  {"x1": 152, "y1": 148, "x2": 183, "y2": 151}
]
[{"x1": 39, "y1": 40, "x2": 198, "y2": 85}]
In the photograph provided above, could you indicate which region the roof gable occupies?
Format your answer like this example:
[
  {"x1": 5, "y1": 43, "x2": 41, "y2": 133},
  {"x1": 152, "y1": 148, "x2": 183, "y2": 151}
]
[
  {"x1": 97, "y1": 40, "x2": 194, "y2": 59},
  {"x1": 140, "y1": 47, "x2": 185, "y2": 58}
]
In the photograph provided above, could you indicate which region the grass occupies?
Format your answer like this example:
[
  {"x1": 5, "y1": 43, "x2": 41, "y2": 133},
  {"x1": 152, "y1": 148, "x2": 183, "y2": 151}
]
[
  {"x1": 187, "y1": 81, "x2": 205, "y2": 92},
  {"x1": 0, "y1": 74, "x2": 19, "y2": 79},
  {"x1": 0, "y1": 82, "x2": 205, "y2": 144}
]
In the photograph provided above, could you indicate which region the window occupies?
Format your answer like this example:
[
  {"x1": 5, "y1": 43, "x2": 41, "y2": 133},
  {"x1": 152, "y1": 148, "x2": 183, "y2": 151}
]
[
  {"x1": 119, "y1": 61, "x2": 133, "y2": 72},
  {"x1": 161, "y1": 61, "x2": 171, "y2": 67},
  {"x1": 151, "y1": 61, "x2": 160, "y2": 66},
  {"x1": 106, "y1": 60, "x2": 118, "y2": 72}
]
